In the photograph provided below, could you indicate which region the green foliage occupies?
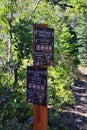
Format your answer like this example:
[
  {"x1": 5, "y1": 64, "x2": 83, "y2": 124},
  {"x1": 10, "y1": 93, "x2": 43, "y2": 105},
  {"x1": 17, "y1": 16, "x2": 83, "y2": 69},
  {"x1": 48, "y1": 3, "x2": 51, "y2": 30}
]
[
  {"x1": 0, "y1": 1, "x2": 34, "y2": 128},
  {"x1": 1, "y1": 0, "x2": 87, "y2": 129},
  {"x1": 48, "y1": 65, "x2": 75, "y2": 109},
  {"x1": 75, "y1": 18, "x2": 87, "y2": 66},
  {"x1": 0, "y1": 0, "x2": 17, "y2": 32},
  {"x1": 12, "y1": 19, "x2": 33, "y2": 62},
  {"x1": 70, "y1": 0, "x2": 87, "y2": 14},
  {"x1": 0, "y1": 64, "x2": 32, "y2": 129}
]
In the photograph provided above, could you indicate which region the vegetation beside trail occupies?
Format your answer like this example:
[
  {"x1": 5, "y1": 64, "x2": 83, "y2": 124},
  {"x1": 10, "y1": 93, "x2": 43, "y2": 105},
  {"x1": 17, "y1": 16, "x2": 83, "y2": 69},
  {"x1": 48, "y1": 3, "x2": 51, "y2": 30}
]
[{"x1": 0, "y1": 0, "x2": 87, "y2": 129}]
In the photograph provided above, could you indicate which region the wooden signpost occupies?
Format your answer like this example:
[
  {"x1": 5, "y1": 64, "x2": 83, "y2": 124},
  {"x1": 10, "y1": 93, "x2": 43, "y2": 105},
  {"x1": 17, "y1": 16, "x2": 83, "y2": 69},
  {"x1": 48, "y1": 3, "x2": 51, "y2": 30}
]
[{"x1": 27, "y1": 24, "x2": 54, "y2": 130}]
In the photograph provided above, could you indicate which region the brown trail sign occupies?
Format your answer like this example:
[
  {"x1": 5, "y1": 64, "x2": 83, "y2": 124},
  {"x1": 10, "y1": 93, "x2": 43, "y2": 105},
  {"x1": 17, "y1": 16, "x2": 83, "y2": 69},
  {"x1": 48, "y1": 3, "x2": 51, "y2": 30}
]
[
  {"x1": 27, "y1": 66, "x2": 47, "y2": 106},
  {"x1": 33, "y1": 25, "x2": 54, "y2": 67}
]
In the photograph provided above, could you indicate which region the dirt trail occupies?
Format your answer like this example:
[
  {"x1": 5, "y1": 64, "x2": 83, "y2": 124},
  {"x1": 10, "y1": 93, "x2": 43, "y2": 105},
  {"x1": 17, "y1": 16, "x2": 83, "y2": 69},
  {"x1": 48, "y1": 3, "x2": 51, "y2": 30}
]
[{"x1": 63, "y1": 68, "x2": 87, "y2": 130}]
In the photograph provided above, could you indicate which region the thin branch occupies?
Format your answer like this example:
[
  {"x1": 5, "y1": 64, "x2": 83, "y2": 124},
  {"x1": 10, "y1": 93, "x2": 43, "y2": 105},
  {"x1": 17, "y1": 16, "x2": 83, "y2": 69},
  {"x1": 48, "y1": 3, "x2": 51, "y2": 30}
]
[{"x1": 32, "y1": 0, "x2": 41, "y2": 14}]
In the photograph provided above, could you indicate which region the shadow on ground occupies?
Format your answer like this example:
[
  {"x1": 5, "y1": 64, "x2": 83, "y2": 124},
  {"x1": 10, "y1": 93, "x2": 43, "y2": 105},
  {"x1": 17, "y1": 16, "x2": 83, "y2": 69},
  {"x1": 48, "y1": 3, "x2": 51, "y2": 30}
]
[{"x1": 62, "y1": 80, "x2": 87, "y2": 130}]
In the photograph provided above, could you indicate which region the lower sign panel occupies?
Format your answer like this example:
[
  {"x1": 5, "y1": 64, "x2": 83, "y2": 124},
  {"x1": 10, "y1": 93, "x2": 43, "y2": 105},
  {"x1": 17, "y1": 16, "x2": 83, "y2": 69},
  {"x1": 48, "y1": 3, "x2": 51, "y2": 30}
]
[{"x1": 27, "y1": 66, "x2": 47, "y2": 106}]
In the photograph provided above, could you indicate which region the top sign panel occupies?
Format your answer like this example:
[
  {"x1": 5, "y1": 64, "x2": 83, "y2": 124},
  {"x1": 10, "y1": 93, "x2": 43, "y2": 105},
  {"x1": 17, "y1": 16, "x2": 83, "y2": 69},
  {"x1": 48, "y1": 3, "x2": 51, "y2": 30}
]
[{"x1": 33, "y1": 26, "x2": 54, "y2": 66}]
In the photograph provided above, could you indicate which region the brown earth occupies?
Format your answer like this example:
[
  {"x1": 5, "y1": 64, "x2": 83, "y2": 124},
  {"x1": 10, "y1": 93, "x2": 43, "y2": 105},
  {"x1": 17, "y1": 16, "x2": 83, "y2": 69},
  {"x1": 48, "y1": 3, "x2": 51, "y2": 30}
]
[{"x1": 62, "y1": 67, "x2": 87, "y2": 130}]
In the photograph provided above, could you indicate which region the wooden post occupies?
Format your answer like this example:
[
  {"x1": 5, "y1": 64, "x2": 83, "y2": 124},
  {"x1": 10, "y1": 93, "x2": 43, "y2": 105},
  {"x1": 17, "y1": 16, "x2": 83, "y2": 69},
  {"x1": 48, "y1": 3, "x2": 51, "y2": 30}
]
[
  {"x1": 33, "y1": 24, "x2": 48, "y2": 130},
  {"x1": 33, "y1": 105, "x2": 48, "y2": 130}
]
